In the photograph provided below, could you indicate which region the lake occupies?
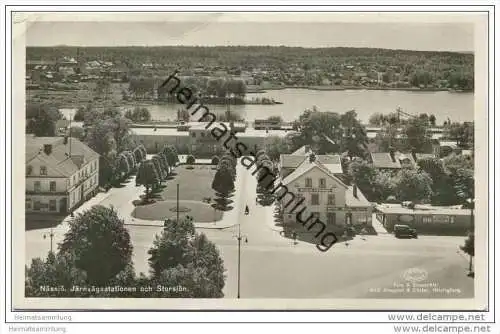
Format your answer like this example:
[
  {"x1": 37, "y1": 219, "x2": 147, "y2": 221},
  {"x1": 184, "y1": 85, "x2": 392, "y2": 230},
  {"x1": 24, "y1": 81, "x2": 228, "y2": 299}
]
[{"x1": 116, "y1": 88, "x2": 474, "y2": 125}]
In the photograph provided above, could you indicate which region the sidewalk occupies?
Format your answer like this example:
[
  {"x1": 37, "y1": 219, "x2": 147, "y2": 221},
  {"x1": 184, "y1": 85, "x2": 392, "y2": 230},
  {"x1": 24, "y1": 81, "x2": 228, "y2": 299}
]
[{"x1": 371, "y1": 213, "x2": 390, "y2": 234}]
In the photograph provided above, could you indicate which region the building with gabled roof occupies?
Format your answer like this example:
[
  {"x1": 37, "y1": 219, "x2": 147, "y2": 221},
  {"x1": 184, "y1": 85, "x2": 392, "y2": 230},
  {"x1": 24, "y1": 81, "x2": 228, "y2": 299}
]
[
  {"x1": 280, "y1": 145, "x2": 344, "y2": 178},
  {"x1": 277, "y1": 152, "x2": 372, "y2": 231},
  {"x1": 25, "y1": 135, "x2": 100, "y2": 214}
]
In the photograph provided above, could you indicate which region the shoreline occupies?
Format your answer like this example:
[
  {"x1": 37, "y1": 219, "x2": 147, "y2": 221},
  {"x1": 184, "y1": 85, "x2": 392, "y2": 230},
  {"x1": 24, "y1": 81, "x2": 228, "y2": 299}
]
[{"x1": 247, "y1": 85, "x2": 473, "y2": 94}]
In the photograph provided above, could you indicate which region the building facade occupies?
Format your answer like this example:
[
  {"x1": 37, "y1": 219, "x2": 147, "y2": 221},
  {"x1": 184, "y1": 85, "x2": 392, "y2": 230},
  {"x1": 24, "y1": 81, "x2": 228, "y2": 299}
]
[
  {"x1": 278, "y1": 153, "x2": 373, "y2": 232},
  {"x1": 131, "y1": 122, "x2": 292, "y2": 157},
  {"x1": 26, "y1": 135, "x2": 100, "y2": 214},
  {"x1": 375, "y1": 203, "x2": 473, "y2": 236}
]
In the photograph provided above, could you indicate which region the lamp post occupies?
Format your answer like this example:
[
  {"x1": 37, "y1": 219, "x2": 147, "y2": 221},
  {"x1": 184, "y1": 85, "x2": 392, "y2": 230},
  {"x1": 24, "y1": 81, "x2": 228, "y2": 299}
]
[
  {"x1": 236, "y1": 205, "x2": 249, "y2": 299},
  {"x1": 43, "y1": 228, "x2": 55, "y2": 254}
]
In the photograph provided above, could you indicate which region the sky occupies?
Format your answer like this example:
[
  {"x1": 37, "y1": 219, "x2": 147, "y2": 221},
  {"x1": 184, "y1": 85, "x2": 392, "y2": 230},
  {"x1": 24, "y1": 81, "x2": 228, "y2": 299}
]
[{"x1": 22, "y1": 13, "x2": 476, "y2": 52}]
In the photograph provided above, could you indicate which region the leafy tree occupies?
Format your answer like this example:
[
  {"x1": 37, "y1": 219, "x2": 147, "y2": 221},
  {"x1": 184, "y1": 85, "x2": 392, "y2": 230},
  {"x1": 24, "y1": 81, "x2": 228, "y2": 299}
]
[
  {"x1": 264, "y1": 136, "x2": 290, "y2": 162},
  {"x1": 151, "y1": 156, "x2": 167, "y2": 182},
  {"x1": 211, "y1": 156, "x2": 220, "y2": 165},
  {"x1": 394, "y1": 169, "x2": 433, "y2": 203},
  {"x1": 124, "y1": 151, "x2": 136, "y2": 171},
  {"x1": 163, "y1": 145, "x2": 179, "y2": 166},
  {"x1": 212, "y1": 164, "x2": 235, "y2": 211},
  {"x1": 136, "y1": 160, "x2": 161, "y2": 198},
  {"x1": 443, "y1": 153, "x2": 474, "y2": 203},
  {"x1": 369, "y1": 113, "x2": 387, "y2": 126},
  {"x1": 402, "y1": 117, "x2": 432, "y2": 152},
  {"x1": 115, "y1": 152, "x2": 130, "y2": 181},
  {"x1": 147, "y1": 218, "x2": 225, "y2": 298},
  {"x1": 134, "y1": 147, "x2": 144, "y2": 163},
  {"x1": 58, "y1": 205, "x2": 133, "y2": 286},
  {"x1": 444, "y1": 122, "x2": 474, "y2": 149},
  {"x1": 291, "y1": 108, "x2": 368, "y2": 157},
  {"x1": 69, "y1": 126, "x2": 85, "y2": 141},
  {"x1": 73, "y1": 107, "x2": 85, "y2": 121},
  {"x1": 158, "y1": 152, "x2": 170, "y2": 175},
  {"x1": 25, "y1": 252, "x2": 87, "y2": 297},
  {"x1": 348, "y1": 158, "x2": 377, "y2": 200},
  {"x1": 125, "y1": 107, "x2": 152, "y2": 122},
  {"x1": 429, "y1": 114, "x2": 436, "y2": 127},
  {"x1": 460, "y1": 232, "x2": 474, "y2": 262},
  {"x1": 26, "y1": 107, "x2": 61, "y2": 136}
]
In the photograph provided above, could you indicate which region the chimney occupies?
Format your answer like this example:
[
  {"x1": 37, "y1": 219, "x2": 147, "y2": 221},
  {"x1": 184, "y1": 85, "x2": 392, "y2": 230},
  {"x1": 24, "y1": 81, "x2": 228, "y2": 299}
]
[
  {"x1": 309, "y1": 153, "x2": 316, "y2": 163},
  {"x1": 389, "y1": 147, "x2": 396, "y2": 163},
  {"x1": 353, "y1": 184, "x2": 358, "y2": 199},
  {"x1": 43, "y1": 144, "x2": 52, "y2": 155}
]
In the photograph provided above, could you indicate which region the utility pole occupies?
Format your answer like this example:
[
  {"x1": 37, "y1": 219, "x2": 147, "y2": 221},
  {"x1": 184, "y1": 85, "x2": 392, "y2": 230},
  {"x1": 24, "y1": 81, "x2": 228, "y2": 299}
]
[
  {"x1": 237, "y1": 205, "x2": 249, "y2": 299},
  {"x1": 69, "y1": 110, "x2": 72, "y2": 156}
]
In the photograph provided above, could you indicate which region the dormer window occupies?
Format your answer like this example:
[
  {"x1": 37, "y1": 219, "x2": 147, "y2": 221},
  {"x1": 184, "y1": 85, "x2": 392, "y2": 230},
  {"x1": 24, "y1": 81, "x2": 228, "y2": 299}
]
[{"x1": 40, "y1": 166, "x2": 47, "y2": 176}]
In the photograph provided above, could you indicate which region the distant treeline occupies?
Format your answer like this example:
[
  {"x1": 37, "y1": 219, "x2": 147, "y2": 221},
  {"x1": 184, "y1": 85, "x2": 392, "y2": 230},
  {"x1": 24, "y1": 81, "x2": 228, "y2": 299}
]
[{"x1": 26, "y1": 45, "x2": 473, "y2": 69}]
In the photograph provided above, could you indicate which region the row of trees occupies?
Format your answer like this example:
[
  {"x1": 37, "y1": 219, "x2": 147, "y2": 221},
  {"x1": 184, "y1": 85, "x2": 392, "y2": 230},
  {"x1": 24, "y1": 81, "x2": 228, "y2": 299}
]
[
  {"x1": 211, "y1": 152, "x2": 237, "y2": 212},
  {"x1": 135, "y1": 145, "x2": 179, "y2": 200},
  {"x1": 369, "y1": 111, "x2": 474, "y2": 152},
  {"x1": 127, "y1": 76, "x2": 247, "y2": 101},
  {"x1": 255, "y1": 150, "x2": 277, "y2": 206},
  {"x1": 289, "y1": 107, "x2": 369, "y2": 158},
  {"x1": 26, "y1": 206, "x2": 225, "y2": 297},
  {"x1": 347, "y1": 153, "x2": 474, "y2": 205},
  {"x1": 124, "y1": 107, "x2": 152, "y2": 122}
]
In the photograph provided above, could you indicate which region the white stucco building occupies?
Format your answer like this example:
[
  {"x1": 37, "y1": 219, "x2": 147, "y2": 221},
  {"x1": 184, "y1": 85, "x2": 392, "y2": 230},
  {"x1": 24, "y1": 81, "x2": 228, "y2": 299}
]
[{"x1": 25, "y1": 135, "x2": 100, "y2": 214}]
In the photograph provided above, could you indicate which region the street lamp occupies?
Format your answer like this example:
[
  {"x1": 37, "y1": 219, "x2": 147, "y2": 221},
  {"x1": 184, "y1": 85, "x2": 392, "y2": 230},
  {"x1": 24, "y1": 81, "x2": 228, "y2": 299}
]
[
  {"x1": 235, "y1": 205, "x2": 249, "y2": 299},
  {"x1": 42, "y1": 228, "x2": 55, "y2": 254}
]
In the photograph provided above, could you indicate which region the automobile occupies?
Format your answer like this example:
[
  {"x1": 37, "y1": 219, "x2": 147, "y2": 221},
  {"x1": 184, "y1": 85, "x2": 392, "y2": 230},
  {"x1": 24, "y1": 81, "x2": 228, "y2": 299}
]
[{"x1": 394, "y1": 224, "x2": 418, "y2": 239}]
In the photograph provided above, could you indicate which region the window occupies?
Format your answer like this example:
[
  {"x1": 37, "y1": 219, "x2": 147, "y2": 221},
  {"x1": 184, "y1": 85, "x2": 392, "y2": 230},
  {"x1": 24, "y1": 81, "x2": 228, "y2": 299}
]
[
  {"x1": 71, "y1": 192, "x2": 75, "y2": 203},
  {"x1": 73, "y1": 175, "x2": 76, "y2": 184},
  {"x1": 40, "y1": 166, "x2": 47, "y2": 175},
  {"x1": 305, "y1": 178, "x2": 312, "y2": 187},
  {"x1": 327, "y1": 194, "x2": 336, "y2": 205},
  {"x1": 312, "y1": 212, "x2": 320, "y2": 219},
  {"x1": 49, "y1": 200, "x2": 57, "y2": 211},
  {"x1": 422, "y1": 216, "x2": 433, "y2": 223},
  {"x1": 50, "y1": 181, "x2": 56, "y2": 192},
  {"x1": 34, "y1": 181, "x2": 41, "y2": 192},
  {"x1": 26, "y1": 165, "x2": 33, "y2": 175},
  {"x1": 201, "y1": 132, "x2": 205, "y2": 137},
  {"x1": 319, "y1": 178, "x2": 326, "y2": 188},
  {"x1": 311, "y1": 194, "x2": 319, "y2": 205},
  {"x1": 34, "y1": 201, "x2": 41, "y2": 211},
  {"x1": 450, "y1": 216, "x2": 455, "y2": 224},
  {"x1": 327, "y1": 213, "x2": 336, "y2": 225},
  {"x1": 25, "y1": 199, "x2": 32, "y2": 210},
  {"x1": 191, "y1": 132, "x2": 196, "y2": 138}
]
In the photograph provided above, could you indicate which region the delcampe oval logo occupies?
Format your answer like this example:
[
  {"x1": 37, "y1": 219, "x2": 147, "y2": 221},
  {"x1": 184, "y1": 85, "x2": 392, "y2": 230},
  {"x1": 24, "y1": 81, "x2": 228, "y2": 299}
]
[{"x1": 402, "y1": 268, "x2": 428, "y2": 283}]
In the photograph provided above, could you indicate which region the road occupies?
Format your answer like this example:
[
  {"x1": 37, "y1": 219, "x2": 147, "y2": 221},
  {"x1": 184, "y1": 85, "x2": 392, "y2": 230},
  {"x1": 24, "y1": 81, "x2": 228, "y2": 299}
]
[{"x1": 25, "y1": 158, "x2": 474, "y2": 299}]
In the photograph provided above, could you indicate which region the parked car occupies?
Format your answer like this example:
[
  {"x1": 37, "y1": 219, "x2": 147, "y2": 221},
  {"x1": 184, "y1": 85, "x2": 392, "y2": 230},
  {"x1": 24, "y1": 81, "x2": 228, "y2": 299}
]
[{"x1": 394, "y1": 224, "x2": 418, "y2": 239}]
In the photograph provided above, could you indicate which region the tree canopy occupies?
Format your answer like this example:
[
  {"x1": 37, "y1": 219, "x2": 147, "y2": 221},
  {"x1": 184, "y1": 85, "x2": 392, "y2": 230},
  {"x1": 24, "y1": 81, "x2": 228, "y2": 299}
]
[{"x1": 58, "y1": 205, "x2": 133, "y2": 286}]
